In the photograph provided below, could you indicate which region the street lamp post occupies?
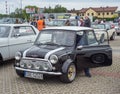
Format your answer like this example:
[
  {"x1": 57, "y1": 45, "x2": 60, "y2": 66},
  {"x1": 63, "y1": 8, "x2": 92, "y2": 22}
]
[{"x1": 20, "y1": 0, "x2": 22, "y2": 14}]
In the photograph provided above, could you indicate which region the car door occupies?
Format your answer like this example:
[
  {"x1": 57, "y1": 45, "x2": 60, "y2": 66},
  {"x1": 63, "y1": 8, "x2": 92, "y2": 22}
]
[
  {"x1": 9, "y1": 26, "x2": 37, "y2": 59},
  {"x1": 0, "y1": 26, "x2": 11, "y2": 61},
  {"x1": 76, "y1": 30, "x2": 112, "y2": 69}
]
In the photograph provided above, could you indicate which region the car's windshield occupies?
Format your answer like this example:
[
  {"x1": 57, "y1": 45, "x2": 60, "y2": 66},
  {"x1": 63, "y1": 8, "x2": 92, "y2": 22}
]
[
  {"x1": 47, "y1": 20, "x2": 66, "y2": 26},
  {"x1": 0, "y1": 26, "x2": 11, "y2": 38},
  {"x1": 91, "y1": 24, "x2": 105, "y2": 29},
  {"x1": 35, "y1": 30, "x2": 75, "y2": 46}
]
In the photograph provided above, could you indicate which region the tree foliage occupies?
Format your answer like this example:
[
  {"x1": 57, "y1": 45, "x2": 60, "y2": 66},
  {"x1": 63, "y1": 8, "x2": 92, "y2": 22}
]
[
  {"x1": 44, "y1": 4, "x2": 67, "y2": 13},
  {"x1": 0, "y1": 4, "x2": 67, "y2": 20}
]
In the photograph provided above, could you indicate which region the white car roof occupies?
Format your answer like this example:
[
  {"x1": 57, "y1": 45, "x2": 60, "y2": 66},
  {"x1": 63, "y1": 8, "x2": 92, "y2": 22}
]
[
  {"x1": 44, "y1": 26, "x2": 93, "y2": 31},
  {"x1": 0, "y1": 24, "x2": 32, "y2": 27}
]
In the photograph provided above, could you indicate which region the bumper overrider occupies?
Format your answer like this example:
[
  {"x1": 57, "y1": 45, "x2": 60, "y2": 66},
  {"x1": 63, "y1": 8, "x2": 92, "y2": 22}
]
[{"x1": 15, "y1": 57, "x2": 62, "y2": 76}]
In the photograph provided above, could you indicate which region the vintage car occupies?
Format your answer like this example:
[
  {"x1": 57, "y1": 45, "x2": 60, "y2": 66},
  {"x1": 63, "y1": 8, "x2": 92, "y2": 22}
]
[
  {"x1": 0, "y1": 24, "x2": 39, "y2": 63},
  {"x1": 91, "y1": 23, "x2": 116, "y2": 40},
  {"x1": 14, "y1": 26, "x2": 112, "y2": 83},
  {"x1": 46, "y1": 19, "x2": 78, "y2": 26},
  {"x1": 113, "y1": 22, "x2": 120, "y2": 35}
]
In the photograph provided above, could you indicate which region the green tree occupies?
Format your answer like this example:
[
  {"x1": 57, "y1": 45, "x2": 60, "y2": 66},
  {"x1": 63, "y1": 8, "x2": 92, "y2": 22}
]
[
  {"x1": 43, "y1": 4, "x2": 67, "y2": 13},
  {"x1": 54, "y1": 4, "x2": 67, "y2": 13},
  {"x1": 44, "y1": 6, "x2": 54, "y2": 13}
]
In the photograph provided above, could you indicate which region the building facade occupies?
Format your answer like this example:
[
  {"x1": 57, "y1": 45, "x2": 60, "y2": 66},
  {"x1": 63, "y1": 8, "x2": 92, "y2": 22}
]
[{"x1": 79, "y1": 6, "x2": 118, "y2": 18}]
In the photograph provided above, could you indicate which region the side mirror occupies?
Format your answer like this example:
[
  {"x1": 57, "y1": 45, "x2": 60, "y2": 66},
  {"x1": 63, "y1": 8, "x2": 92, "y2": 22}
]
[
  {"x1": 77, "y1": 45, "x2": 83, "y2": 50},
  {"x1": 99, "y1": 33, "x2": 105, "y2": 43}
]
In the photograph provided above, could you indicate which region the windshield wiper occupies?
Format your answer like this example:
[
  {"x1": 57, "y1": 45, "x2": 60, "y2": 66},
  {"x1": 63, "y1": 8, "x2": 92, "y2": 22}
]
[
  {"x1": 44, "y1": 42, "x2": 60, "y2": 46},
  {"x1": 35, "y1": 42, "x2": 71, "y2": 47}
]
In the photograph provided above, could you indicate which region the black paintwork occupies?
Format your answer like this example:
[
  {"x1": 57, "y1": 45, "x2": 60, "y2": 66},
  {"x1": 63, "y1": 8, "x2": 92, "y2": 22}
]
[{"x1": 15, "y1": 29, "x2": 112, "y2": 73}]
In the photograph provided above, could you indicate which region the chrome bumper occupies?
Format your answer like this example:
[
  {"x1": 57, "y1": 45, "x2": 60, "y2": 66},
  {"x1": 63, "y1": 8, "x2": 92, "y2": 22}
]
[{"x1": 15, "y1": 67, "x2": 62, "y2": 75}]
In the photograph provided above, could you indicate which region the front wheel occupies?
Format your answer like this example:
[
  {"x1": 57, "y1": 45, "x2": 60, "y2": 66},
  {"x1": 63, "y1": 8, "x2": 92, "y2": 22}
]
[{"x1": 60, "y1": 63, "x2": 76, "y2": 83}]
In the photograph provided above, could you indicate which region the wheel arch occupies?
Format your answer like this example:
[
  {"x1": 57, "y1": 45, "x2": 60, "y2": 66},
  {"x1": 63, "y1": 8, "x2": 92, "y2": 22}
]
[{"x1": 61, "y1": 59, "x2": 75, "y2": 74}]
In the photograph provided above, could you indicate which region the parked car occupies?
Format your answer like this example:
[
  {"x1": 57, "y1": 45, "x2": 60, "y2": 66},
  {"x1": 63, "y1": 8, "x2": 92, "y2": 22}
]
[
  {"x1": 91, "y1": 23, "x2": 116, "y2": 40},
  {"x1": 0, "y1": 24, "x2": 39, "y2": 63},
  {"x1": 14, "y1": 26, "x2": 112, "y2": 83},
  {"x1": 0, "y1": 17, "x2": 24, "y2": 24},
  {"x1": 47, "y1": 19, "x2": 78, "y2": 26},
  {"x1": 113, "y1": 23, "x2": 120, "y2": 35}
]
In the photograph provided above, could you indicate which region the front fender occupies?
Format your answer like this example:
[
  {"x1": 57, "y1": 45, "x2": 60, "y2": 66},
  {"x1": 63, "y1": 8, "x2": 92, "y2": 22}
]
[{"x1": 61, "y1": 59, "x2": 73, "y2": 73}]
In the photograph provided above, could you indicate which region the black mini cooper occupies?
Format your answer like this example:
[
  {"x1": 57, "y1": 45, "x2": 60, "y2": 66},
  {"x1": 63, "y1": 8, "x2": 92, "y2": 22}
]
[{"x1": 14, "y1": 26, "x2": 112, "y2": 83}]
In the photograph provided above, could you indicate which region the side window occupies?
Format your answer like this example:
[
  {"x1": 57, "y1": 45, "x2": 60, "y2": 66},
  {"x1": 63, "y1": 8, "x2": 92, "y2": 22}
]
[
  {"x1": 12, "y1": 26, "x2": 36, "y2": 37},
  {"x1": 76, "y1": 31, "x2": 87, "y2": 46},
  {"x1": 87, "y1": 31, "x2": 98, "y2": 45},
  {"x1": 106, "y1": 24, "x2": 110, "y2": 30},
  {"x1": 70, "y1": 20, "x2": 77, "y2": 26}
]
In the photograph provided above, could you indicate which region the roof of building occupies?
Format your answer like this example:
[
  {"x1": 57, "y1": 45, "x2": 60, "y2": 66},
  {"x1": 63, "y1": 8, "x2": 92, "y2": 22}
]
[{"x1": 80, "y1": 6, "x2": 118, "y2": 13}]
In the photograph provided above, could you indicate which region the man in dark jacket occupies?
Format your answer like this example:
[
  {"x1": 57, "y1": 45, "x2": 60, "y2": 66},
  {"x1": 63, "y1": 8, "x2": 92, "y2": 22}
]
[
  {"x1": 84, "y1": 16, "x2": 91, "y2": 77},
  {"x1": 31, "y1": 19, "x2": 37, "y2": 28},
  {"x1": 84, "y1": 16, "x2": 91, "y2": 27}
]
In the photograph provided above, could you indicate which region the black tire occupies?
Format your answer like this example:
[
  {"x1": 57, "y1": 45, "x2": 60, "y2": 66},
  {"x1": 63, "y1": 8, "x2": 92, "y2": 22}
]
[
  {"x1": 60, "y1": 63, "x2": 76, "y2": 83},
  {"x1": 110, "y1": 32, "x2": 115, "y2": 40},
  {"x1": 16, "y1": 70, "x2": 24, "y2": 77},
  {"x1": 117, "y1": 33, "x2": 120, "y2": 36}
]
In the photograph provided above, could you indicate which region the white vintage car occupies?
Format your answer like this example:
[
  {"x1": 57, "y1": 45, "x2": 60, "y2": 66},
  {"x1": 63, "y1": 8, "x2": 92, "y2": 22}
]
[
  {"x1": 0, "y1": 24, "x2": 39, "y2": 63},
  {"x1": 92, "y1": 23, "x2": 116, "y2": 40}
]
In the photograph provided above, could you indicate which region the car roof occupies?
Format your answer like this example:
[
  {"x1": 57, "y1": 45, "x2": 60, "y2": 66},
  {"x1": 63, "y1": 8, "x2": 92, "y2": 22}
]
[
  {"x1": 43, "y1": 26, "x2": 93, "y2": 31},
  {"x1": 0, "y1": 24, "x2": 31, "y2": 26}
]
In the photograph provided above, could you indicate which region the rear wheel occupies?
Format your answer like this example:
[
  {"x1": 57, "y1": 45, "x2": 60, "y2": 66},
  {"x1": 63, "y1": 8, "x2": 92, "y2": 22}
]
[{"x1": 60, "y1": 63, "x2": 76, "y2": 83}]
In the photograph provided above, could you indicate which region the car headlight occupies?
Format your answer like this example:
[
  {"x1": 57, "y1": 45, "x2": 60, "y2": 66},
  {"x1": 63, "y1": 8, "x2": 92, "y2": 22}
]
[
  {"x1": 20, "y1": 62, "x2": 25, "y2": 68},
  {"x1": 27, "y1": 63, "x2": 33, "y2": 69},
  {"x1": 34, "y1": 64, "x2": 41, "y2": 70},
  {"x1": 15, "y1": 52, "x2": 22, "y2": 60},
  {"x1": 49, "y1": 55, "x2": 58, "y2": 64}
]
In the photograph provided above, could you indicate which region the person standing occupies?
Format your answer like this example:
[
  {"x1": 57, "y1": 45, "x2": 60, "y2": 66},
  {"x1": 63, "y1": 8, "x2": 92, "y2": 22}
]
[
  {"x1": 84, "y1": 16, "x2": 91, "y2": 77},
  {"x1": 37, "y1": 17, "x2": 45, "y2": 31},
  {"x1": 84, "y1": 16, "x2": 91, "y2": 27},
  {"x1": 78, "y1": 18, "x2": 84, "y2": 26},
  {"x1": 75, "y1": 13, "x2": 80, "y2": 20},
  {"x1": 31, "y1": 19, "x2": 37, "y2": 28}
]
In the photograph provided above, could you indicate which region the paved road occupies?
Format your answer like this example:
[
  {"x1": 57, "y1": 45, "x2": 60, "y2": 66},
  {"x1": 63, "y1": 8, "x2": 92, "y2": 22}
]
[{"x1": 0, "y1": 36, "x2": 120, "y2": 94}]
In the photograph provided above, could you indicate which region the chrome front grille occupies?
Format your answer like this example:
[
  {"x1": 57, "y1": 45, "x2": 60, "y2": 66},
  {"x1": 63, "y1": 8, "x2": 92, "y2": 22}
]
[{"x1": 20, "y1": 57, "x2": 53, "y2": 71}]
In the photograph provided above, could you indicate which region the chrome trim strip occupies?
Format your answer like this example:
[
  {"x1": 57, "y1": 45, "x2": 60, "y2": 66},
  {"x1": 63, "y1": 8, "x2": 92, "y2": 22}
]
[
  {"x1": 23, "y1": 46, "x2": 34, "y2": 57},
  {"x1": 45, "y1": 47, "x2": 65, "y2": 59},
  {"x1": 15, "y1": 67, "x2": 62, "y2": 75},
  {"x1": 21, "y1": 57, "x2": 53, "y2": 71},
  {"x1": 22, "y1": 57, "x2": 48, "y2": 61}
]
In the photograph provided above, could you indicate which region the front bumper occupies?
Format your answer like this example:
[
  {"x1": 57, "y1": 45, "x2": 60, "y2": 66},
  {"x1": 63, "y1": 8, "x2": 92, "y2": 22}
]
[{"x1": 15, "y1": 67, "x2": 62, "y2": 75}]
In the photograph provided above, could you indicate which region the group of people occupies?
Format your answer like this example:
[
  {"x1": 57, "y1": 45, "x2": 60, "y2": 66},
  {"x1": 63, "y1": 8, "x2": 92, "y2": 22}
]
[{"x1": 30, "y1": 17, "x2": 46, "y2": 31}]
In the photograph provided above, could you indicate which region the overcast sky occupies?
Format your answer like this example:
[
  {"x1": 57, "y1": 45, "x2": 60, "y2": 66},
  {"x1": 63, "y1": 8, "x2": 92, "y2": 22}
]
[{"x1": 0, "y1": 0, "x2": 120, "y2": 14}]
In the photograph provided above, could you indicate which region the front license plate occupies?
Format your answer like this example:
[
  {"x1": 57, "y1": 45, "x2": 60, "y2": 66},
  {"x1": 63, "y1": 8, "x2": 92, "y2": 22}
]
[{"x1": 24, "y1": 72, "x2": 43, "y2": 80}]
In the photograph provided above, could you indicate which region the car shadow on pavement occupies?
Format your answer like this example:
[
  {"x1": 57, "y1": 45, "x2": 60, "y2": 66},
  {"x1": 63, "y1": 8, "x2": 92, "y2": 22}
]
[{"x1": 0, "y1": 59, "x2": 14, "y2": 67}]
